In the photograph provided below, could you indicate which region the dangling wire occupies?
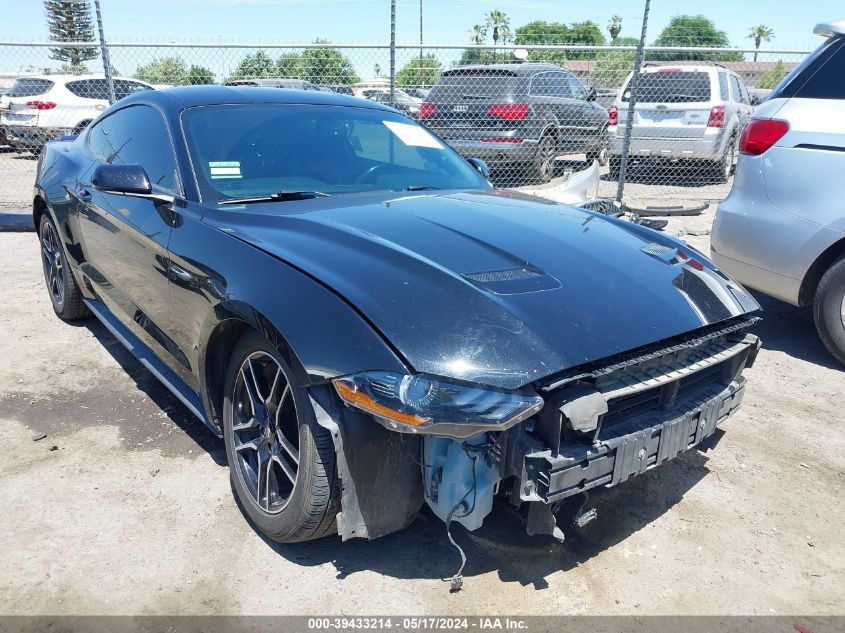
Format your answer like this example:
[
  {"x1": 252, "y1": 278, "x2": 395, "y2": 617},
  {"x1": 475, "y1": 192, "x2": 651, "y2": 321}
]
[{"x1": 443, "y1": 452, "x2": 478, "y2": 592}]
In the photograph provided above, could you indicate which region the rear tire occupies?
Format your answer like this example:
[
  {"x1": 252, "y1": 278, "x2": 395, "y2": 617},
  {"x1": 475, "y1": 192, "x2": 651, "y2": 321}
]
[
  {"x1": 813, "y1": 256, "x2": 845, "y2": 366},
  {"x1": 608, "y1": 157, "x2": 621, "y2": 180},
  {"x1": 711, "y1": 136, "x2": 736, "y2": 184},
  {"x1": 586, "y1": 131, "x2": 609, "y2": 166},
  {"x1": 39, "y1": 214, "x2": 89, "y2": 320},
  {"x1": 223, "y1": 330, "x2": 341, "y2": 542},
  {"x1": 532, "y1": 132, "x2": 557, "y2": 183}
]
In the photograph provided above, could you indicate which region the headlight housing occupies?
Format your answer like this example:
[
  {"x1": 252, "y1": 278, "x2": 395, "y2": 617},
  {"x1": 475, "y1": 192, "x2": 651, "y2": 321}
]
[{"x1": 333, "y1": 371, "x2": 544, "y2": 439}]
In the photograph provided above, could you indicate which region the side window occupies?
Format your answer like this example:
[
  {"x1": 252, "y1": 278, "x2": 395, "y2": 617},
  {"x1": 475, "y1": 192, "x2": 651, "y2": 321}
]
[
  {"x1": 718, "y1": 72, "x2": 729, "y2": 100},
  {"x1": 791, "y1": 38, "x2": 845, "y2": 100},
  {"x1": 66, "y1": 79, "x2": 109, "y2": 100},
  {"x1": 563, "y1": 73, "x2": 585, "y2": 100},
  {"x1": 529, "y1": 72, "x2": 554, "y2": 97},
  {"x1": 87, "y1": 105, "x2": 180, "y2": 193},
  {"x1": 114, "y1": 80, "x2": 150, "y2": 101},
  {"x1": 729, "y1": 76, "x2": 742, "y2": 102},
  {"x1": 739, "y1": 80, "x2": 751, "y2": 105}
]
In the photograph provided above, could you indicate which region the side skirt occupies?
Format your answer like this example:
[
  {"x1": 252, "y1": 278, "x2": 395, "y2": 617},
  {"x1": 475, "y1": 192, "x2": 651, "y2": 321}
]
[{"x1": 83, "y1": 298, "x2": 221, "y2": 437}]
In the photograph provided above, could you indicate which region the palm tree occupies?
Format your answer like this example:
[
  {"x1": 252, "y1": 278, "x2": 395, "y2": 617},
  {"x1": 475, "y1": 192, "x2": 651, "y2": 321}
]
[
  {"x1": 485, "y1": 10, "x2": 511, "y2": 62},
  {"x1": 470, "y1": 23, "x2": 487, "y2": 45},
  {"x1": 747, "y1": 24, "x2": 774, "y2": 62},
  {"x1": 608, "y1": 15, "x2": 622, "y2": 43}
]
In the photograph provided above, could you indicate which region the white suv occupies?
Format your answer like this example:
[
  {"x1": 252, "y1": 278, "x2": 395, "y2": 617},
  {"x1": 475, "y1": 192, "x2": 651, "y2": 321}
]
[
  {"x1": 712, "y1": 20, "x2": 845, "y2": 365},
  {"x1": 0, "y1": 74, "x2": 153, "y2": 151},
  {"x1": 607, "y1": 63, "x2": 754, "y2": 182}
]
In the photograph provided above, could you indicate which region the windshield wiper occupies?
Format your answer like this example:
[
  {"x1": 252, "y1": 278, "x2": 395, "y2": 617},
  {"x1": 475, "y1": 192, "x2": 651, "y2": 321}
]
[
  {"x1": 405, "y1": 185, "x2": 441, "y2": 191},
  {"x1": 219, "y1": 190, "x2": 330, "y2": 205}
]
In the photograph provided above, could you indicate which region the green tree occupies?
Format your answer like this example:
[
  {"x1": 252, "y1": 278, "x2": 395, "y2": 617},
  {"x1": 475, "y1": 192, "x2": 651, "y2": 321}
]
[
  {"x1": 228, "y1": 51, "x2": 277, "y2": 81},
  {"x1": 592, "y1": 50, "x2": 634, "y2": 89},
  {"x1": 299, "y1": 43, "x2": 359, "y2": 85},
  {"x1": 613, "y1": 36, "x2": 641, "y2": 47},
  {"x1": 61, "y1": 62, "x2": 121, "y2": 76},
  {"x1": 135, "y1": 56, "x2": 214, "y2": 85},
  {"x1": 747, "y1": 24, "x2": 774, "y2": 62},
  {"x1": 186, "y1": 64, "x2": 215, "y2": 85},
  {"x1": 276, "y1": 52, "x2": 304, "y2": 78},
  {"x1": 566, "y1": 20, "x2": 606, "y2": 59},
  {"x1": 652, "y1": 15, "x2": 742, "y2": 61},
  {"x1": 757, "y1": 60, "x2": 787, "y2": 89},
  {"x1": 396, "y1": 55, "x2": 442, "y2": 88},
  {"x1": 44, "y1": 0, "x2": 98, "y2": 66},
  {"x1": 608, "y1": 15, "x2": 622, "y2": 43},
  {"x1": 485, "y1": 9, "x2": 511, "y2": 62},
  {"x1": 459, "y1": 24, "x2": 492, "y2": 65},
  {"x1": 514, "y1": 20, "x2": 569, "y2": 63}
]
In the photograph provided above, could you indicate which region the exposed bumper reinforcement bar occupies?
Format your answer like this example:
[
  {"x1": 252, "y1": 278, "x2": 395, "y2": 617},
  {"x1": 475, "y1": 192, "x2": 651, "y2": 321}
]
[{"x1": 521, "y1": 377, "x2": 746, "y2": 503}]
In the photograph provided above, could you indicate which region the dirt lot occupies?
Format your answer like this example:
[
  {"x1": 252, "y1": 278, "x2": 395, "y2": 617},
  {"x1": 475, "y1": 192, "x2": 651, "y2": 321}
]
[{"x1": 0, "y1": 179, "x2": 843, "y2": 617}]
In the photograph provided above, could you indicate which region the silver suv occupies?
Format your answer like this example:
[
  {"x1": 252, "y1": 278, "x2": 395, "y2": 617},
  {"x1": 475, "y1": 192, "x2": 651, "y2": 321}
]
[
  {"x1": 608, "y1": 63, "x2": 754, "y2": 182},
  {"x1": 712, "y1": 20, "x2": 845, "y2": 365}
]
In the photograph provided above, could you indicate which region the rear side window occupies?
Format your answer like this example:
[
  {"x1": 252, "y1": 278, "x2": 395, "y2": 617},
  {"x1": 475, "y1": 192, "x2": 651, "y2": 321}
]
[
  {"x1": 66, "y1": 79, "x2": 110, "y2": 99},
  {"x1": 5, "y1": 78, "x2": 54, "y2": 97},
  {"x1": 771, "y1": 36, "x2": 845, "y2": 100},
  {"x1": 718, "y1": 72, "x2": 729, "y2": 100},
  {"x1": 429, "y1": 70, "x2": 519, "y2": 100},
  {"x1": 87, "y1": 104, "x2": 180, "y2": 193},
  {"x1": 623, "y1": 71, "x2": 712, "y2": 103}
]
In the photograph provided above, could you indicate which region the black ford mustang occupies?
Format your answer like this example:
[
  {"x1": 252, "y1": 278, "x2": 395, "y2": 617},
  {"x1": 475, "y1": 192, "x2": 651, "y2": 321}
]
[{"x1": 34, "y1": 86, "x2": 761, "y2": 554}]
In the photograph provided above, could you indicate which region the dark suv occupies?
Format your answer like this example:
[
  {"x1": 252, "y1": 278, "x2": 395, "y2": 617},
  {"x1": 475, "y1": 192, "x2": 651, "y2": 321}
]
[{"x1": 419, "y1": 63, "x2": 609, "y2": 181}]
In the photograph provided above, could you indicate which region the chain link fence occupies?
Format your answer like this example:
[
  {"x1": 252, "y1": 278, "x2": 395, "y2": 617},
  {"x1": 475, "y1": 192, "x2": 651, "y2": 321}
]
[{"x1": 0, "y1": 41, "x2": 809, "y2": 211}]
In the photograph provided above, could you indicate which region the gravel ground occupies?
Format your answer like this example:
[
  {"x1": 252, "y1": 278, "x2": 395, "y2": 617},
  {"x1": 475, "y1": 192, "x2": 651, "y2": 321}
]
[{"x1": 0, "y1": 160, "x2": 843, "y2": 617}]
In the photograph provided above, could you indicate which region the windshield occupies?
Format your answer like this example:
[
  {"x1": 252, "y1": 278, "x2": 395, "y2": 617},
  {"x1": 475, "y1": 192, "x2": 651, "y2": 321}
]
[
  {"x1": 429, "y1": 71, "x2": 519, "y2": 101},
  {"x1": 623, "y1": 71, "x2": 712, "y2": 103},
  {"x1": 182, "y1": 104, "x2": 488, "y2": 204}
]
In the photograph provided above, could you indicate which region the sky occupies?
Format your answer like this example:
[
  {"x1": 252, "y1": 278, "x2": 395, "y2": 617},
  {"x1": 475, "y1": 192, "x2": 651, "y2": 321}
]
[{"x1": 2, "y1": 0, "x2": 841, "y2": 80}]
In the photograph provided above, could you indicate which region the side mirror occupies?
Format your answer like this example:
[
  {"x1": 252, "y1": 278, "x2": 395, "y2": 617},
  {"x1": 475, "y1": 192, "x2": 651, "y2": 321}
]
[
  {"x1": 586, "y1": 86, "x2": 598, "y2": 102},
  {"x1": 466, "y1": 157, "x2": 490, "y2": 179},
  {"x1": 91, "y1": 163, "x2": 151, "y2": 195},
  {"x1": 750, "y1": 96, "x2": 762, "y2": 106}
]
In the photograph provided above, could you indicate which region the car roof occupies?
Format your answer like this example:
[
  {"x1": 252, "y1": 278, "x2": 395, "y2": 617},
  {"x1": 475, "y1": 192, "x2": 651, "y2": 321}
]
[
  {"x1": 118, "y1": 84, "x2": 396, "y2": 112},
  {"x1": 814, "y1": 20, "x2": 845, "y2": 37},
  {"x1": 225, "y1": 78, "x2": 311, "y2": 87},
  {"x1": 640, "y1": 64, "x2": 726, "y2": 74},
  {"x1": 443, "y1": 63, "x2": 564, "y2": 76},
  {"x1": 12, "y1": 74, "x2": 148, "y2": 83}
]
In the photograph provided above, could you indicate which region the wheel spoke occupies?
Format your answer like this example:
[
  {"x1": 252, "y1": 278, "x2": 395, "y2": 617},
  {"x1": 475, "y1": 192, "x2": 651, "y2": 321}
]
[
  {"x1": 276, "y1": 429, "x2": 299, "y2": 465},
  {"x1": 255, "y1": 448, "x2": 268, "y2": 508},
  {"x1": 231, "y1": 416, "x2": 260, "y2": 433},
  {"x1": 247, "y1": 357, "x2": 265, "y2": 402},
  {"x1": 239, "y1": 367, "x2": 260, "y2": 414},
  {"x1": 267, "y1": 366, "x2": 283, "y2": 404},
  {"x1": 234, "y1": 436, "x2": 262, "y2": 453},
  {"x1": 272, "y1": 449, "x2": 297, "y2": 484}
]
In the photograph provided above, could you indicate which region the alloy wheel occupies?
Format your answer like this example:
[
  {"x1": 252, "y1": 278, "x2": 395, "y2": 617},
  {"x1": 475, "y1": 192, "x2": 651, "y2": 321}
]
[
  {"x1": 40, "y1": 220, "x2": 65, "y2": 307},
  {"x1": 229, "y1": 351, "x2": 300, "y2": 514}
]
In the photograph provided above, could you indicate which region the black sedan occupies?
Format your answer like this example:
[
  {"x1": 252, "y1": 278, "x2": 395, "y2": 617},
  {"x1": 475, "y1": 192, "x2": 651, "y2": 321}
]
[{"x1": 34, "y1": 86, "x2": 761, "y2": 554}]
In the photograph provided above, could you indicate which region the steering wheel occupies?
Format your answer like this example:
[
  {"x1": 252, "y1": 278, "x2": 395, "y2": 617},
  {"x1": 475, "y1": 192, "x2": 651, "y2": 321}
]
[{"x1": 354, "y1": 164, "x2": 396, "y2": 185}]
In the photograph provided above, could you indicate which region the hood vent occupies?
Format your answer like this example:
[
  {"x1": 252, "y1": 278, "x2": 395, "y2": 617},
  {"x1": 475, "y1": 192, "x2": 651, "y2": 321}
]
[{"x1": 462, "y1": 267, "x2": 560, "y2": 295}]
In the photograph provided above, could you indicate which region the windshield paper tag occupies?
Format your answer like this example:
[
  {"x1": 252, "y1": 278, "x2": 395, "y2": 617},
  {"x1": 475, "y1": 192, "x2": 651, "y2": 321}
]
[
  {"x1": 382, "y1": 121, "x2": 443, "y2": 149},
  {"x1": 209, "y1": 161, "x2": 242, "y2": 179}
]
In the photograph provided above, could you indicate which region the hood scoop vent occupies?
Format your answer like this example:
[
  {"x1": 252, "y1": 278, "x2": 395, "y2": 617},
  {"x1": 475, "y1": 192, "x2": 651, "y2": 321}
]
[{"x1": 462, "y1": 267, "x2": 561, "y2": 295}]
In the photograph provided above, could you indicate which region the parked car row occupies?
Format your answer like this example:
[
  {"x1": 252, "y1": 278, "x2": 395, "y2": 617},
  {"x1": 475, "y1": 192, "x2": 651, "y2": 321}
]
[{"x1": 0, "y1": 75, "x2": 153, "y2": 150}]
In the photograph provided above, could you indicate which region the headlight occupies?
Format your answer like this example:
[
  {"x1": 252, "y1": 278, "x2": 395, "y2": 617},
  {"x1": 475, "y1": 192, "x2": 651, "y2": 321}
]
[{"x1": 333, "y1": 371, "x2": 543, "y2": 438}]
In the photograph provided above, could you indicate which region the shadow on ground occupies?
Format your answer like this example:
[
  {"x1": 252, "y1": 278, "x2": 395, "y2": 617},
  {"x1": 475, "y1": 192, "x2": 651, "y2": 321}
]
[{"x1": 750, "y1": 292, "x2": 841, "y2": 370}]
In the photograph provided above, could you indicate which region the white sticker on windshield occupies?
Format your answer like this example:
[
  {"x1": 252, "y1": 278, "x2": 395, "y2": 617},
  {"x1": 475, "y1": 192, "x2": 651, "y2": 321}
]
[
  {"x1": 382, "y1": 121, "x2": 444, "y2": 149},
  {"x1": 209, "y1": 161, "x2": 242, "y2": 179}
]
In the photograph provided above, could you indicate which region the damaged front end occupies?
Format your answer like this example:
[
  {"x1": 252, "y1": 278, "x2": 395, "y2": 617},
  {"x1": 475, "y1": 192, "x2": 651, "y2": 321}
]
[{"x1": 312, "y1": 316, "x2": 760, "y2": 585}]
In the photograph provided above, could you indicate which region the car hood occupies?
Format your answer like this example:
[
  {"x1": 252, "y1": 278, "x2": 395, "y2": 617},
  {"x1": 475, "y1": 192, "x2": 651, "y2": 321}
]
[{"x1": 206, "y1": 189, "x2": 759, "y2": 389}]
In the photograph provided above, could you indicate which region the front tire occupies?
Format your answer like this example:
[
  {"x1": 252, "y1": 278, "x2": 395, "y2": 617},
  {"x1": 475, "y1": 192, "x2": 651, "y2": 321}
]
[
  {"x1": 39, "y1": 214, "x2": 89, "y2": 320},
  {"x1": 223, "y1": 331, "x2": 340, "y2": 542},
  {"x1": 813, "y1": 256, "x2": 845, "y2": 366}
]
